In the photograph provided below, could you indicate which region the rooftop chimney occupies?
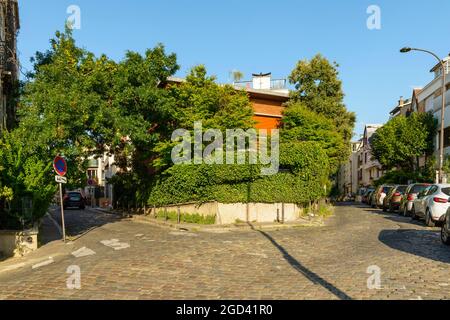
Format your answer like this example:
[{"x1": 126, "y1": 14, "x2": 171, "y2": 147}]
[{"x1": 252, "y1": 72, "x2": 271, "y2": 90}]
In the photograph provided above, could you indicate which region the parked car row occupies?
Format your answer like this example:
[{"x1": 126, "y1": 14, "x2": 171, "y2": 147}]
[{"x1": 361, "y1": 183, "x2": 450, "y2": 245}]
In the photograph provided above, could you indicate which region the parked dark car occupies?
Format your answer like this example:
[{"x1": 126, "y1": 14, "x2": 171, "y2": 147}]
[
  {"x1": 372, "y1": 185, "x2": 395, "y2": 208},
  {"x1": 63, "y1": 192, "x2": 86, "y2": 210},
  {"x1": 441, "y1": 207, "x2": 450, "y2": 245},
  {"x1": 383, "y1": 185, "x2": 408, "y2": 212},
  {"x1": 362, "y1": 188, "x2": 375, "y2": 204},
  {"x1": 399, "y1": 183, "x2": 431, "y2": 217}
]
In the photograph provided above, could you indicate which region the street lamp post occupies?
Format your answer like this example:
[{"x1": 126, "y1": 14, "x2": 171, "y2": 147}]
[{"x1": 400, "y1": 47, "x2": 447, "y2": 183}]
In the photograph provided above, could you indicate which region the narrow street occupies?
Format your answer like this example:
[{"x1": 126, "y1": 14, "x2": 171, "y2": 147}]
[{"x1": 1, "y1": 203, "x2": 450, "y2": 300}]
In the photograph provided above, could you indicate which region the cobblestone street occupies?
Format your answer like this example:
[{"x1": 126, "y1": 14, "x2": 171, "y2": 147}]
[{"x1": 1, "y1": 203, "x2": 450, "y2": 300}]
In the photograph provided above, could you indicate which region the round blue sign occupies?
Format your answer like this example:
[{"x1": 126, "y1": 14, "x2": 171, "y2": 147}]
[{"x1": 53, "y1": 156, "x2": 67, "y2": 176}]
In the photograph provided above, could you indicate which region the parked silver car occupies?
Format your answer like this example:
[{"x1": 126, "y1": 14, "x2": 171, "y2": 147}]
[
  {"x1": 399, "y1": 183, "x2": 431, "y2": 216},
  {"x1": 411, "y1": 184, "x2": 450, "y2": 227}
]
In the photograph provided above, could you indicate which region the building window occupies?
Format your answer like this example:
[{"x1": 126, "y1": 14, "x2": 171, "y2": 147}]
[
  {"x1": 438, "y1": 127, "x2": 450, "y2": 149},
  {"x1": 87, "y1": 169, "x2": 97, "y2": 180}
]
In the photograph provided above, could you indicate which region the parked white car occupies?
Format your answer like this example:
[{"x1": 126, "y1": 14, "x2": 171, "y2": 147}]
[{"x1": 411, "y1": 184, "x2": 450, "y2": 227}]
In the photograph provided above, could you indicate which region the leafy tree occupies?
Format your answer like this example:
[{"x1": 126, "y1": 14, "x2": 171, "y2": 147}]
[
  {"x1": 371, "y1": 112, "x2": 437, "y2": 171},
  {"x1": 288, "y1": 54, "x2": 356, "y2": 144},
  {"x1": 151, "y1": 65, "x2": 255, "y2": 170},
  {"x1": 1, "y1": 27, "x2": 181, "y2": 226},
  {"x1": 0, "y1": 131, "x2": 56, "y2": 229},
  {"x1": 280, "y1": 102, "x2": 345, "y2": 172}
]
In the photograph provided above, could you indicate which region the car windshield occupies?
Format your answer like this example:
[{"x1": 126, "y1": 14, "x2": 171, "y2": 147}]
[
  {"x1": 383, "y1": 187, "x2": 392, "y2": 193},
  {"x1": 441, "y1": 188, "x2": 450, "y2": 196},
  {"x1": 396, "y1": 186, "x2": 407, "y2": 193},
  {"x1": 411, "y1": 185, "x2": 429, "y2": 193}
]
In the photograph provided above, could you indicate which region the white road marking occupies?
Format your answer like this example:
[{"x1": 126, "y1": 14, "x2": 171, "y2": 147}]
[
  {"x1": 247, "y1": 252, "x2": 268, "y2": 259},
  {"x1": 0, "y1": 262, "x2": 26, "y2": 274},
  {"x1": 71, "y1": 247, "x2": 96, "y2": 258},
  {"x1": 100, "y1": 239, "x2": 130, "y2": 251},
  {"x1": 135, "y1": 234, "x2": 144, "y2": 237},
  {"x1": 169, "y1": 231, "x2": 197, "y2": 237},
  {"x1": 32, "y1": 257, "x2": 54, "y2": 269}
]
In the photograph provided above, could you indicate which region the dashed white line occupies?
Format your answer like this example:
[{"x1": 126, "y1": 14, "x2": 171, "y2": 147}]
[
  {"x1": 247, "y1": 252, "x2": 268, "y2": 259},
  {"x1": 71, "y1": 247, "x2": 96, "y2": 258},
  {"x1": 169, "y1": 231, "x2": 198, "y2": 237},
  {"x1": 100, "y1": 239, "x2": 130, "y2": 251},
  {"x1": 32, "y1": 257, "x2": 54, "y2": 269},
  {"x1": 0, "y1": 262, "x2": 26, "y2": 274}
]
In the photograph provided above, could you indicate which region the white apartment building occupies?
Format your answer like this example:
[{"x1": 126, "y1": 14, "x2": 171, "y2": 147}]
[
  {"x1": 338, "y1": 124, "x2": 385, "y2": 195},
  {"x1": 412, "y1": 57, "x2": 450, "y2": 160},
  {"x1": 338, "y1": 140, "x2": 362, "y2": 195},
  {"x1": 357, "y1": 124, "x2": 384, "y2": 188},
  {"x1": 84, "y1": 154, "x2": 118, "y2": 208}
]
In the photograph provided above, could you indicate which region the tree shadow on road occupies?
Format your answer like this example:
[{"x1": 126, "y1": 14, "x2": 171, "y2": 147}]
[
  {"x1": 247, "y1": 223, "x2": 352, "y2": 300},
  {"x1": 379, "y1": 229, "x2": 450, "y2": 264},
  {"x1": 361, "y1": 207, "x2": 426, "y2": 227}
]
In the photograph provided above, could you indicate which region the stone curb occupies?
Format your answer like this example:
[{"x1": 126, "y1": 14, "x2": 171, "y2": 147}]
[
  {"x1": 88, "y1": 207, "x2": 327, "y2": 231},
  {"x1": 130, "y1": 213, "x2": 325, "y2": 232}
]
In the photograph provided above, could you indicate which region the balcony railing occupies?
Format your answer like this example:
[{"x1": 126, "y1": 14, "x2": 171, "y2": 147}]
[{"x1": 234, "y1": 79, "x2": 287, "y2": 90}]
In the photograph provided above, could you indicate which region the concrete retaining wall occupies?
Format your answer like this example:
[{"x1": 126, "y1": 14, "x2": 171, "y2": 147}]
[
  {"x1": 154, "y1": 202, "x2": 304, "y2": 225},
  {"x1": 0, "y1": 226, "x2": 38, "y2": 258}
]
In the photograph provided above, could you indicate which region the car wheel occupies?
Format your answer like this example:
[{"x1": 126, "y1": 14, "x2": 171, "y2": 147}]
[
  {"x1": 425, "y1": 209, "x2": 436, "y2": 227},
  {"x1": 441, "y1": 221, "x2": 450, "y2": 245},
  {"x1": 80, "y1": 206, "x2": 85, "y2": 210},
  {"x1": 403, "y1": 205, "x2": 408, "y2": 217},
  {"x1": 382, "y1": 204, "x2": 387, "y2": 212},
  {"x1": 388, "y1": 203, "x2": 394, "y2": 213},
  {"x1": 411, "y1": 205, "x2": 419, "y2": 220}
]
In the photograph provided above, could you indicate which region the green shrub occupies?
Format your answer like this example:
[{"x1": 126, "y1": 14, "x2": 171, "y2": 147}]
[
  {"x1": 148, "y1": 141, "x2": 330, "y2": 206},
  {"x1": 155, "y1": 210, "x2": 215, "y2": 225}
]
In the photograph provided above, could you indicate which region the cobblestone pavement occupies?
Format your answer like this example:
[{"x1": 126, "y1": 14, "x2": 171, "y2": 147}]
[{"x1": 1, "y1": 203, "x2": 450, "y2": 300}]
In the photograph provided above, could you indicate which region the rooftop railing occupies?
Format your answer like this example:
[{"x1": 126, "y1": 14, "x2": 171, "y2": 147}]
[{"x1": 234, "y1": 79, "x2": 287, "y2": 90}]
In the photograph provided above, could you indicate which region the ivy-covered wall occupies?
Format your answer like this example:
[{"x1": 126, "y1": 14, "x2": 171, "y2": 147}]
[{"x1": 148, "y1": 141, "x2": 330, "y2": 206}]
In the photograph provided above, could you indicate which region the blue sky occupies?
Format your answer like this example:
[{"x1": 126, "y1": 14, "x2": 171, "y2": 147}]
[{"x1": 18, "y1": 0, "x2": 450, "y2": 137}]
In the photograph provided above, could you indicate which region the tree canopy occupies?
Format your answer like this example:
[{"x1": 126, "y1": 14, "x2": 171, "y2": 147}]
[
  {"x1": 371, "y1": 112, "x2": 437, "y2": 171},
  {"x1": 280, "y1": 102, "x2": 345, "y2": 172},
  {"x1": 288, "y1": 54, "x2": 356, "y2": 144}
]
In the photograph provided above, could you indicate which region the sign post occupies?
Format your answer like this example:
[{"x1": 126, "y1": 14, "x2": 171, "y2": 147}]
[{"x1": 53, "y1": 156, "x2": 68, "y2": 243}]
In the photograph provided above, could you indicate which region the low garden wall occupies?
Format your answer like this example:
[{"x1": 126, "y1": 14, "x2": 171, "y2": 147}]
[
  {"x1": 0, "y1": 224, "x2": 39, "y2": 258},
  {"x1": 154, "y1": 202, "x2": 304, "y2": 225}
]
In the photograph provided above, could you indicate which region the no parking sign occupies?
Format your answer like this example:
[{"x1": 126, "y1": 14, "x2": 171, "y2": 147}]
[{"x1": 53, "y1": 156, "x2": 67, "y2": 176}]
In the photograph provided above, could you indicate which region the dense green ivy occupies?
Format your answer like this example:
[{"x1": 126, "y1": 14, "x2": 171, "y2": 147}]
[{"x1": 148, "y1": 141, "x2": 330, "y2": 206}]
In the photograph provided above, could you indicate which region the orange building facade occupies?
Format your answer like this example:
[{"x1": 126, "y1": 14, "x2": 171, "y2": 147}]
[
  {"x1": 164, "y1": 75, "x2": 290, "y2": 130},
  {"x1": 245, "y1": 89, "x2": 289, "y2": 130}
]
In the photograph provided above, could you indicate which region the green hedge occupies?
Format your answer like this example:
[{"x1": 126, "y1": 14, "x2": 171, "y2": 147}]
[{"x1": 148, "y1": 141, "x2": 330, "y2": 206}]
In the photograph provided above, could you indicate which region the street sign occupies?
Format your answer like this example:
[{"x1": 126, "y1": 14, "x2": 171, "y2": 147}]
[
  {"x1": 53, "y1": 155, "x2": 67, "y2": 243},
  {"x1": 87, "y1": 178, "x2": 97, "y2": 186},
  {"x1": 55, "y1": 175, "x2": 67, "y2": 184},
  {"x1": 53, "y1": 156, "x2": 67, "y2": 177}
]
